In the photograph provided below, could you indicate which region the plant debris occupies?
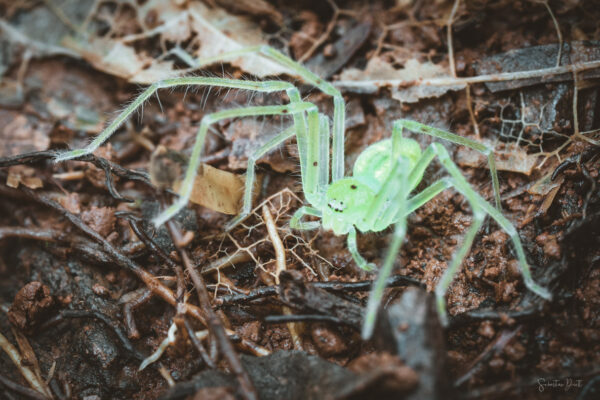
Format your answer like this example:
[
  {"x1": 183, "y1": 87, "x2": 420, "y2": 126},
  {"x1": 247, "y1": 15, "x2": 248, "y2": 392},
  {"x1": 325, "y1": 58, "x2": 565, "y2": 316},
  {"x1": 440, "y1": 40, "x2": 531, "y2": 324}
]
[{"x1": 0, "y1": 1, "x2": 599, "y2": 399}]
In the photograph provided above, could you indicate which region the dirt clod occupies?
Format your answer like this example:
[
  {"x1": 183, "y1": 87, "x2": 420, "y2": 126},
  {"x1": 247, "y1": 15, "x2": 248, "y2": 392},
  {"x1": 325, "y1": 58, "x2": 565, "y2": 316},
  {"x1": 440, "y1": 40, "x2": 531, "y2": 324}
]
[{"x1": 8, "y1": 281, "x2": 54, "y2": 333}]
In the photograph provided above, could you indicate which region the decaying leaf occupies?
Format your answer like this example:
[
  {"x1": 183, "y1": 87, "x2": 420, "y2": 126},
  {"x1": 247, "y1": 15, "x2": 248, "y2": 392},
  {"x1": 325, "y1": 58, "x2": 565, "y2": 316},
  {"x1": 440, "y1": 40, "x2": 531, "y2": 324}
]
[
  {"x1": 339, "y1": 57, "x2": 465, "y2": 102},
  {"x1": 456, "y1": 141, "x2": 539, "y2": 175},
  {"x1": 62, "y1": 35, "x2": 177, "y2": 84},
  {"x1": 59, "y1": 1, "x2": 292, "y2": 84},
  {"x1": 150, "y1": 146, "x2": 245, "y2": 215},
  {"x1": 188, "y1": 2, "x2": 293, "y2": 77},
  {"x1": 182, "y1": 163, "x2": 244, "y2": 215}
]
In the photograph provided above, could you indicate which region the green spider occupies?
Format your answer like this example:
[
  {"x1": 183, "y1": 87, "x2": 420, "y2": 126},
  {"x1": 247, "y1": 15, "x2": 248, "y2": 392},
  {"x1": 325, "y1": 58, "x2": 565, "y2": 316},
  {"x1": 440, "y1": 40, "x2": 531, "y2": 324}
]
[{"x1": 53, "y1": 45, "x2": 551, "y2": 338}]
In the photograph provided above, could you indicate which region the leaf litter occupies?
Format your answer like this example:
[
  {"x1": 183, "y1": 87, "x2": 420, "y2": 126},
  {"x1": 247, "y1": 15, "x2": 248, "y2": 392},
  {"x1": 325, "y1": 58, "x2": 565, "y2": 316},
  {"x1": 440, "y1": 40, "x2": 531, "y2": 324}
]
[{"x1": 0, "y1": 1, "x2": 599, "y2": 399}]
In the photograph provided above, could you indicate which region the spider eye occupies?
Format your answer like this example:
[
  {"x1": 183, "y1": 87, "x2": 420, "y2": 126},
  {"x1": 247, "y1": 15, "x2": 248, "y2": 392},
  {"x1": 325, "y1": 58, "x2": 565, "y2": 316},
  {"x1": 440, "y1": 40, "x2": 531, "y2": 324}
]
[{"x1": 328, "y1": 199, "x2": 346, "y2": 213}]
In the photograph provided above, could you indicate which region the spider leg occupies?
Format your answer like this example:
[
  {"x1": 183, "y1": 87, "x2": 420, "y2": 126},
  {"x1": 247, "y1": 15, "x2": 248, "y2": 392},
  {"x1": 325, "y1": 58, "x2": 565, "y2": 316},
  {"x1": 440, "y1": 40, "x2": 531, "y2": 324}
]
[
  {"x1": 289, "y1": 206, "x2": 322, "y2": 230},
  {"x1": 153, "y1": 102, "x2": 318, "y2": 227},
  {"x1": 225, "y1": 125, "x2": 296, "y2": 231},
  {"x1": 196, "y1": 46, "x2": 346, "y2": 181},
  {"x1": 318, "y1": 114, "x2": 331, "y2": 197},
  {"x1": 428, "y1": 142, "x2": 551, "y2": 324},
  {"x1": 395, "y1": 119, "x2": 502, "y2": 210},
  {"x1": 347, "y1": 226, "x2": 376, "y2": 272},
  {"x1": 435, "y1": 206, "x2": 485, "y2": 326},
  {"x1": 228, "y1": 109, "x2": 329, "y2": 231},
  {"x1": 361, "y1": 158, "x2": 410, "y2": 339},
  {"x1": 54, "y1": 77, "x2": 297, "y2": 162}
]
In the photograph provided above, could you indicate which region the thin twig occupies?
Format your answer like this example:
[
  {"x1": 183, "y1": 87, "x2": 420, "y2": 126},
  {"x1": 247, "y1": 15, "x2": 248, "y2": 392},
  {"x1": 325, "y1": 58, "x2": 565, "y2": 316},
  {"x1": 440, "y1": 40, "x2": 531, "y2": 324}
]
[
  {"x1": 262, "y1": 205, "x2": 303, "y2": 350},
  {"x1": 0, "y1": 332, "x2": 52, "y2": 398},
  {"x1": 165, "y1": 220, "x2": 257, "y2": 400},
  {"x1": 123, "y1": 289, "x2": 153, "y2": 339},
  {"x1": 298, "y1": 0, "x2": 339, "y2": 62},
  {"x1": 0, "y1": 184, "x2": 208, "y2": 327},
  {"x1": 215, "y1": 274, "x2": 423, "y2": 306},
  {"x1": 465, "y1": 84, "x2": 481, "y2": 138},
  {"x1": 541, "y1": 0, "x2": 562, "y2": 67},
  {"x1": 446, "y1": 0, "x2": 460, "y2": 77},
  {"x1": 263, "y1": 314, "x2": 347, "y2": 325},
  {"x1": 183, "y1": 317, "x2": 216, "y2": 369},
  {"x1": 334, "y1": 59, "x2": 600, "y2": 91},
  {"x1": 0, "y1": 374, "x2": 48, "y2": 400},
  {"x1": 454, "y1": 327, "x2": 522, "y2": 387}
]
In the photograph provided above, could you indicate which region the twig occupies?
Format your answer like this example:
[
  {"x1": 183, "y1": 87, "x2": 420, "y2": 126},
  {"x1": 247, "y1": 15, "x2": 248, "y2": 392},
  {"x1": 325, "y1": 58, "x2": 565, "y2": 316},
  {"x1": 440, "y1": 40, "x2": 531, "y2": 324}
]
[
  {"x1": 0, "y1": 332, "x2": 52, "y2": 398},
  {"x1": 123, "y1": 289, "x2": 153, "y2": 339},
  {"x1": 0, "y1": 374, "x2": 48, "y2": 400},
  {"x1": 298, "y1": 0, "x2": 339, "y2": 63},
  {"x1": 0, "y1": 184, "x2": 208, "y2": 327},
  {"x1": 183, "y1": 317, "x2": 215, "y2": 369},
  {"x1": 541, "y1": 0, "x2": 562, "y2": 67},
  {"x1": 447, "y1": 307, "x2": 541, "y2": 328},
  {"x1": 117, "y1": 212, "x2": 181, "y2": 272},
  {"x1": 263, "y1": 314, "x2": 348, "y2": 325},
  {"x1": 42, "y1": 0, "x2": 86, "y2": 36},
  {"x1": 0, "y1": 20, "x2": 80, "y2": 59},
  {"x1": 39, "y1": 310, "x2": 145, "y2": 361},
  {"x1": 465, "y1": 84, "x2": 481, "y2": 138},
  {"x1": 0, "y1": 150, "x2": 153, "y2": 202},
  {"x1": 165, "y1": 220, "x2": 257, "y2": 400},
  {"x1": 454, "y1": 327, "x2": 522, "y2": 387},
  {"x1": 334, "y1": 59, "x2": 600, "y2": 92},
  {"x1": 446, "y1": 0, "x2": 460, "y2": 77},
  {"x1": 215, "y1": 274, "x2": 423, "y2": 306},
  {"x1": 262, "y1": 205, "x2": 303, "y2": 350}
]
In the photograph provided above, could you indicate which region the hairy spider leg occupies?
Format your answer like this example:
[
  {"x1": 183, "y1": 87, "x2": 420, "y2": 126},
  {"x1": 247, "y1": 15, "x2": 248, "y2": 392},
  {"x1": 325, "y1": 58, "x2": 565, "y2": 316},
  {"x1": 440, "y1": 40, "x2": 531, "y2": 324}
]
[
  {"x1": 54, "y1": 78, "x2": 298, "y2": 162},
  {"x1": 347, "y1": 226, "x2": 376, "y2": 271},
  {"x1": 227, "y1": 111, "x2": 332, "y2": 230},
  {"x1": 395, "y1": 143, "x2": 552, "y2": 326},
  {"x1": 153, "y1": 102, "x2": 318, "y2": 227},
  {"x1": 225, "y1": 126, "x2": 296, "y2": 230},
  {"x1": 361, "y1": 158, "x2": 410, "y2": 339},
  {"x1": 363, "y1": 120, "x2": 423, "y2": 232},
  {"x1": 346, "y1": 148, "x2": 413, "y2": 272},
  {"x1": 196, "y1": 45, "x2": 346, "y2": 181},
  {"x1": 224, "y1": 86, "x2": 311, "y2": 231},
  {"x1": 396, "y1": 119, "x2": 502, "y2": 210},
  {"x1": 289, "y1": 206, "x2": 322, "y2": 230}
]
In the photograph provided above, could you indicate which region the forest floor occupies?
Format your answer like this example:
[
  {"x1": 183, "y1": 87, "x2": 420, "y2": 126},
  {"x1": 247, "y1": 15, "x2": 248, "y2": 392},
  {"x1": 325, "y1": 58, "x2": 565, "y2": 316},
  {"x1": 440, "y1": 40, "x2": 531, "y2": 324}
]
[{"x1": 0, "y1": 1, "x2": 599, "y2": 399}]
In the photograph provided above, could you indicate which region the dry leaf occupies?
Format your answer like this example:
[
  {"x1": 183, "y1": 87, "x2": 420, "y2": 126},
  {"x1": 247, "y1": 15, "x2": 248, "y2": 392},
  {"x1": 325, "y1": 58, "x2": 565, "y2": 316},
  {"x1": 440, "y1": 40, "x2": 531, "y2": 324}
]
[
  {"x1": 62, "y1": 36, "x2": 176, "y2": 84},
  {"x1": 61, "y1": 1, "x2": 291, "y2": 84},
  {"x1": 528, "y1": 172, "x2": 563, "y2": 196},
  {"x1": 188, "y1": 2, "x2": 293, "y2": 77},
  {"x1": 456, "y1": 141, "x2": 539, "y2": 176},
  {"x1": 6, "y1": 166, "x2": 43, "y2": 189},
  {"x1": 179, "y1": 163, "x2": 244, "y2": 215},
  {"x1": 339, "y1": 57, "x2": 465, "y2": 102},
  {"x1": 150, "y1": 146, "x2": 245, "y2": 215}
]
